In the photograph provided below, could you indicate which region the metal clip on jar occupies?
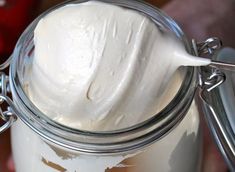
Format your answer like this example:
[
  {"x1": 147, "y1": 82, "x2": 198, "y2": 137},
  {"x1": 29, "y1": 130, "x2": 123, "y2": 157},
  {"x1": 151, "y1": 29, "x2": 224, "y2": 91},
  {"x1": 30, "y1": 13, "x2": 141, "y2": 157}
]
[
  {"x1": 0, "y1": 59, "x2": 17, "y2": 133},
  {"x1": 0, "y1": 0, "x2": 234, "y2": 172}
]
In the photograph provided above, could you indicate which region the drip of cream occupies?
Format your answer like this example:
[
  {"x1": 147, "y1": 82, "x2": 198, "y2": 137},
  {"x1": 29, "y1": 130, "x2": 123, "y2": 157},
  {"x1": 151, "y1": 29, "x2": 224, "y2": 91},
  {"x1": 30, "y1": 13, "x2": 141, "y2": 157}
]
[{"x1": 28, "y1": 1, "x2": 210, "y2": 131}]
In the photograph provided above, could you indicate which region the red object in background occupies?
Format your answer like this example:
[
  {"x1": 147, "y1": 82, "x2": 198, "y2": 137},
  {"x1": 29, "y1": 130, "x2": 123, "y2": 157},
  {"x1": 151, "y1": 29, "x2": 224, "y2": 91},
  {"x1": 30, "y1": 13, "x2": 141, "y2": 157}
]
[
  {"x1": 0, "y1": 1, "x2": 40, "y2": 171},
  {"x1": 0, "y1": 0, "x2": 39, "y2": 58}
]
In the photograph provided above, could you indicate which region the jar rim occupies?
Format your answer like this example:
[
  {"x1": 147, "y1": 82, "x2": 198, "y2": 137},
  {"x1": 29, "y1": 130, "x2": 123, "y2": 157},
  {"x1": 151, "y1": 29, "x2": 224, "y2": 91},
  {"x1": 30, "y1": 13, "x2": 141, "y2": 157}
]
[{"x1": 10, "y1": 0, "x2": 198, "y2": 154}]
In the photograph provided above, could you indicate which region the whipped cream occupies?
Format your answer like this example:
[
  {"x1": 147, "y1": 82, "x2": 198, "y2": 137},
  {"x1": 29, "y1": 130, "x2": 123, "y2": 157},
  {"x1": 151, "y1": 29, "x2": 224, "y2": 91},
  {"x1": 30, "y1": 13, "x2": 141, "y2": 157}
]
[
  {"x1": 29, "y1": 1, "x2": 209, "y2": 131},
  {"x1": 11, "y1": 1, "x2": 204, "y2": 172}
]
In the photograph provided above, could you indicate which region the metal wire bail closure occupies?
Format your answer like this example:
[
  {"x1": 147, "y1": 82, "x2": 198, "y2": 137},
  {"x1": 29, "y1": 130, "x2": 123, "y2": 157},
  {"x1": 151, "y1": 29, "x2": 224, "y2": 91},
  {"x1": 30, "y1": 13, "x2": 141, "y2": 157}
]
[
  {"x1": 195, "y1": 38, "x2": 235, "y2": 170},
  {"x1": 0, "y1": 59, "x2": 17, "y2": 134},
  {"x1": 192, "y1": 37, "x2": 225, "y2": 91}
]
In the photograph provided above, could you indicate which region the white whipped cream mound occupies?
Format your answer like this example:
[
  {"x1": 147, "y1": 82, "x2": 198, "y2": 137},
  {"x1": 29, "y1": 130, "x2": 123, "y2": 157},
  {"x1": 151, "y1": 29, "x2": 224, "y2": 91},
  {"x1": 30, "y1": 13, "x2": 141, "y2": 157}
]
[{"x1": 29, "y1": 1, "x2": 210, "y2": 131}]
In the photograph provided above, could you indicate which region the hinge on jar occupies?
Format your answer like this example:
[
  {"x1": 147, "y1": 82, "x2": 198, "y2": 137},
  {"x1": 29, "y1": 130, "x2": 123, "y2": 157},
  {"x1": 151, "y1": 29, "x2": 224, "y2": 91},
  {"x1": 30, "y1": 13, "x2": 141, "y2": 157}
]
[
  {"x1": 0, "y1": 57, "x2": 17, "y2": 133},
  {"x1": 192, "y1": 37, "x2": 226, "y2": 92},
  {"x1": 193, "y1": 37, "x2": 222, "y2": 57}
]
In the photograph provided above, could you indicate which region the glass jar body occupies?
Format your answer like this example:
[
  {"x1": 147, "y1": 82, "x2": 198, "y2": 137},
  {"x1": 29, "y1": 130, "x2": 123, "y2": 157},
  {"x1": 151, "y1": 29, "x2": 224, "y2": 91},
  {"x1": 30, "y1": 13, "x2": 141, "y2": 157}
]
[
  {"x1": 8, "y1": 0, "x2": 203, "y2": 172},
  {"x1": 11, "y1": 100, "x2": 202, "y2": 172}
]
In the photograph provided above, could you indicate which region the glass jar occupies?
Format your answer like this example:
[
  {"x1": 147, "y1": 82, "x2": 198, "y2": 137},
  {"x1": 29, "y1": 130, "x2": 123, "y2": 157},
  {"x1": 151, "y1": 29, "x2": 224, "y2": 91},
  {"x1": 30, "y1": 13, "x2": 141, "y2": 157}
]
[{"x1": 0, "y1": 0, "x2": 234, "y2": 172}]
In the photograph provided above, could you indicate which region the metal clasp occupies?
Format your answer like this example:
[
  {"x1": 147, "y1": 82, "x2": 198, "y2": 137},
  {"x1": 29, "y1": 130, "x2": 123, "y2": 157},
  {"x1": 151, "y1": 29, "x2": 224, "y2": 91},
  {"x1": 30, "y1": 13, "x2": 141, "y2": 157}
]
[
  {"x1": 194, "y1": 37, "x2": 225, "y2": 112},
  {"x1": 0, "y1": 58, "x2": 17, "y2": 133},
  {"x1": 192, "y1": 37, "x2": 225, "y2": 90},
  {"x1": 199, "y1": 68, "x2": 226, "y2": 92},
  {"x1": 196, "y1": 37, "x2": 222, "y2": 56}
]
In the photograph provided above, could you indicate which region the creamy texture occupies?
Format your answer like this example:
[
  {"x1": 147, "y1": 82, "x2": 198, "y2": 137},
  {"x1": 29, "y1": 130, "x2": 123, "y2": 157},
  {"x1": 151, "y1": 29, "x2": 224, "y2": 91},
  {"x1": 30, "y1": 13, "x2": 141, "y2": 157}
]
[
  {"x1": 30, "y1": 1, "x2": 209, "y2": 131},
  {"x1": 11, "y1": 1, "x2": 206, "y2": 172}
]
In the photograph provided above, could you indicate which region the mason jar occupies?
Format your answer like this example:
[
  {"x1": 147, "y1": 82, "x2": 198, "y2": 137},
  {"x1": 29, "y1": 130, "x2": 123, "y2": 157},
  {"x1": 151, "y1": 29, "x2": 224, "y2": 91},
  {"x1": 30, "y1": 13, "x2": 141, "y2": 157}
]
[{"x1": 0, "y1": 0, "x2": 234, "y2": 172}]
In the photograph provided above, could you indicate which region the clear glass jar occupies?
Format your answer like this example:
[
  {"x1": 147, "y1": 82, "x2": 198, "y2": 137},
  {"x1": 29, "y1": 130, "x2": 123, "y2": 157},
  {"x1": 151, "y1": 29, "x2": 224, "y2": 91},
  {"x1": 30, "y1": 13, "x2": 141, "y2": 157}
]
[{"x1": 0, "y1": 0, "x2": 225, "y2": 172}]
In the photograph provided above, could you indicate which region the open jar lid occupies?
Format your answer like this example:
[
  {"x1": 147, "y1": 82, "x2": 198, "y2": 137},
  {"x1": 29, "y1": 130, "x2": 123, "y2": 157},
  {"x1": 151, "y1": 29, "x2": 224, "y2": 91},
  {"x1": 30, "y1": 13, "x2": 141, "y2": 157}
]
[
  {"x1": 218, "y1": 48, "x2": 235, "y2": 133},
  {"x1": 200, "y1": 47, "x2": 235, "y2": 171}
]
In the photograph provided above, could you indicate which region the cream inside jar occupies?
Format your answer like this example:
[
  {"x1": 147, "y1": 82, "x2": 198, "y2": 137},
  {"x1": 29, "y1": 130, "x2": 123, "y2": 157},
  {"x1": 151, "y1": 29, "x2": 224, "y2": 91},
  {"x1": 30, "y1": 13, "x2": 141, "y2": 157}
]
[{"x1": 26, "y1": 1, "x2": 208, "y2": 131}]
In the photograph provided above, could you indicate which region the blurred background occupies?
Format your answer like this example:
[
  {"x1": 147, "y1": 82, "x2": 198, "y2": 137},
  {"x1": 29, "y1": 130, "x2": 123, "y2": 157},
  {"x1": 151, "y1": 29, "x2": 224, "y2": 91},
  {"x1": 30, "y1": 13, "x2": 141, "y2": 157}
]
[{"x1": 0, "y1": 0, "x2": 234, "y2": 172}]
